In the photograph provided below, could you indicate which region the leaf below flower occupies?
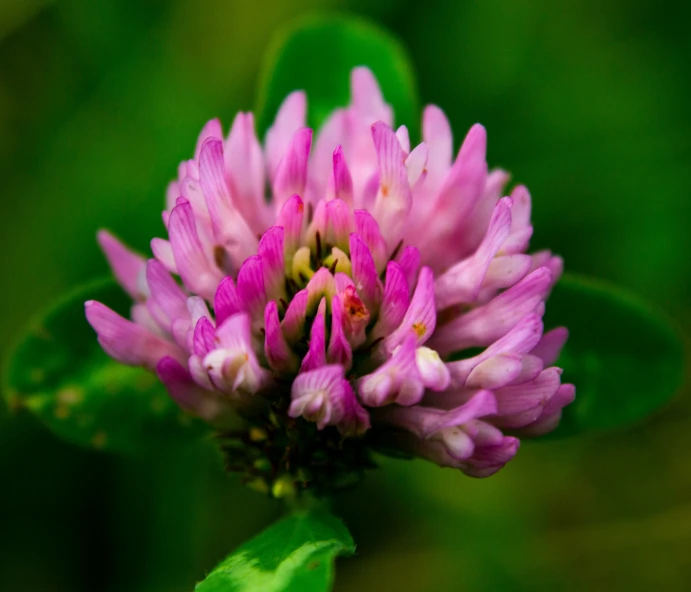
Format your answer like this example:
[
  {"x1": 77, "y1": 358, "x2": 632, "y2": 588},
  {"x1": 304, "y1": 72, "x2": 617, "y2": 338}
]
[
  {"x1": 2, "y1": 277, "x2": 206, "y2": 453},
  {"x1": 195, "y1": 508, "x2": 355, "y2": 592}
]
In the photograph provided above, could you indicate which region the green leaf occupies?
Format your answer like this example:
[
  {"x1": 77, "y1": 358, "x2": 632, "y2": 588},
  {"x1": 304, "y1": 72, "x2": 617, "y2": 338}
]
[
  {"x1": 2, "y1": 277, "x2": 206, "y2": 453},
  {"x1": 544, "y1": 273, "x2": 685, "y2": 437},
  {"x1": 256, "y1": 14, "x2": 419, "y2": 138},
  {"x1": 195, "y1": 508, "x2": 355, "y2": 592}
]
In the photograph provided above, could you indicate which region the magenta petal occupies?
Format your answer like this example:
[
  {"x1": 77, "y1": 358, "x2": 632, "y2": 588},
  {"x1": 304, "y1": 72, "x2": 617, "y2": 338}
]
[
  {"x1": 372, "y1": 261, "x2": 409, "y2": 339},
  {"x1": 193, "y1": 317, "x2": 216, "y2": 357},
  {"x1": 338, "y1": 381, "x2": 371, "y2": 437},
  {"x1": 236, "y1": 255, "x2": 266, "y2": 325},
  {"x1": 385, "y1": 266, "x2": 436, "y2": 351},
  {"x1": 282, "y1": 288, "x2": 309, "y2": 343},
  {"x1": 97, "y1": 230, "x2": 147, "y2": 301},
  {"x1": 327, "y1": 294, "x2": 353, "y2": 370},
  {"x1": 214, "y1": 276, "x2": 243, "y2": 326},
  {"x1": 264, "y1": 300, "x2": 299, "y2": 374},
  {"x1": 331, "y1": 145, "x2": 354, "y2": 205},
  {"x1": 258, "y1": 226, "x2": 286, "y2": 302},
  {"x1": 300, "y1": 298, "x2": 328, "y2": 372},
  {"x1": 85, "y1": 300, "x2": 184, "y2": 370},
  {"x1": 354, "y1": 209, "x2": 388, "y2": 273},
  {"x1": 397, "y1": 245, "x2": 421, "y2": 292},
  {"x1": 168, "y1": 200, "x2": 222, "y2": 301},
  {"x1": 349, "y1": 233, "x2": 383, "y2": 312}
]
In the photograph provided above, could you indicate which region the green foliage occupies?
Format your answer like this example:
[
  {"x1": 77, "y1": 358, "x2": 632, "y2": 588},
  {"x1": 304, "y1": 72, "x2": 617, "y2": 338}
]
[
  {"x1": 256, "y1": 14, "x2": 419, "y2": 137},
  {"x1": 545, "y1": 273, "x2": 685, "y2": 437},
  {"x1": 2, "y1": 278, "x2": 205, "y2": 453},
  {"x1": 195, "y1": 508, "x2": 354, "y2": 592}
]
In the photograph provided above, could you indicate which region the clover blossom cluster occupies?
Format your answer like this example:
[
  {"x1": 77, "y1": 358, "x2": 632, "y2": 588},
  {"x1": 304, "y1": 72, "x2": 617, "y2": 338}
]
[{"x1": 86, "y1": 67, "x2": 574, "y2": 488}]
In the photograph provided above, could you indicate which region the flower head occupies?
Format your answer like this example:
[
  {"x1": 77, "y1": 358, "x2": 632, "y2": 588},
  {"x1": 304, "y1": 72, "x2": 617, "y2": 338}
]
[{"x1": 86, "y1": 67, "x2": 574, "y2": 494}]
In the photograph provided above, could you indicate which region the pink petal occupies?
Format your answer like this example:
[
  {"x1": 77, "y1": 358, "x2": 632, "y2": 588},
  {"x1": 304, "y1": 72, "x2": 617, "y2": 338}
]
[
  {"x1": 150, "y1": 238, "x2": 178, "y2": 274},
  {"x1": 351, "y1": 67, "x2": 392, "y2": 125},
  {"x1": 434, "y1": 197, "x2": 512, "y2": 309},
  {"x1": 272, "y1": 127, "x2": 312, "y2": 208},
  {"x1": 405, "y1": 142, "x2": 428, "y2": 187},
  {"x1": 168, "y1": 200, "x2": 223, "y2": 301},
  {"x1": 85, "y1": 300, "x2": 184, "y2": 370},
  {"x1": 198, "y1": 138, "x2": 258, "y2": 269},
  {"x1": 145, "y1": 259, "x2": 188, "y2": 334},
  {"x1": 422, "y1": 105, "x2": 453, "y2": 187},
  {"x1": 358, "y1": 335, "x2": 424, "y2": 407},
  {"x1": 397, "y1": 245, "x2": 421, "y2": 293},
  {"x1": 289, "y1": 365, "x2": 347, "y2": 430},
  {"x1": 276, "y1": 194, "x2": 305, "y2": 259},
  {"x1": 224, "y1": 111, "x2": 267, "y2": 232},
  {"x1": 395, "y1": 125, "x2": 410, "y2": 154},
  {"x1": 265, "y1": 90, "x2": 307, "y2": 180},
  {"x1": 430, "y1": 267, "x2": 552, "y2": 355},
  {"x1": 330, "y1": 145, "x2": 354, "y2": 205},
  {"x1": 194, "y1": 118, "x2": 223, "y2": 160},
  {"x1": 97, "y1": 230, "x2": 147, "y2": 301},
  {"x1": 371, "y1": 122, "x2": 412, "y2": 243},
  {"x1": 446, "y1": 313, "x2": 545, "y2": 386},
  {"x1": 532, "y1": 327, "x2": 569, "y2": 366}
]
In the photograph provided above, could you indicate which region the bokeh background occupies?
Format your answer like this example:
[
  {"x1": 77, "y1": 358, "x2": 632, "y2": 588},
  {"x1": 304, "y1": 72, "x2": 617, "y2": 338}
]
[{"x1": 1, "y1": 0, "x2": 690, "y2": 590}]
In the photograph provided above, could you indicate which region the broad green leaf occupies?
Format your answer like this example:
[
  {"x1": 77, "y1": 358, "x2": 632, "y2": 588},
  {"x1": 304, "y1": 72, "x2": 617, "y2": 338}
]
[
  {"x1": 544, "y1": 273, "x2": 685, "y2": 437},
  {"x1": 195, "y1": 508, "x2": 355, "y2": 592},
  {"x1": 256, "y1": 14, "x2": 419, "y2": 137},
  {"x1": 2, "y1": 278, "x2": 206, "y2": 453}
]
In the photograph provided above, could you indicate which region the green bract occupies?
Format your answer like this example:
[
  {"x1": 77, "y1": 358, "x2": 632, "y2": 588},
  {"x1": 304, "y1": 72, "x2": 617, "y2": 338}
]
[
  {"x1": 195, "y1": 509, "x2": 354, "y2": 592},
  {"x1": 3, "y1": 278, "x2": 204, "y2": 453}
]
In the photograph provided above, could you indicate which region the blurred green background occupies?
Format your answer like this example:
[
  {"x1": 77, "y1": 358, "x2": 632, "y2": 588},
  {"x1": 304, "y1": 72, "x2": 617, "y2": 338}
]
[{"x1": 1, "y1": 0, "x2": 690, "y2": 590}]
